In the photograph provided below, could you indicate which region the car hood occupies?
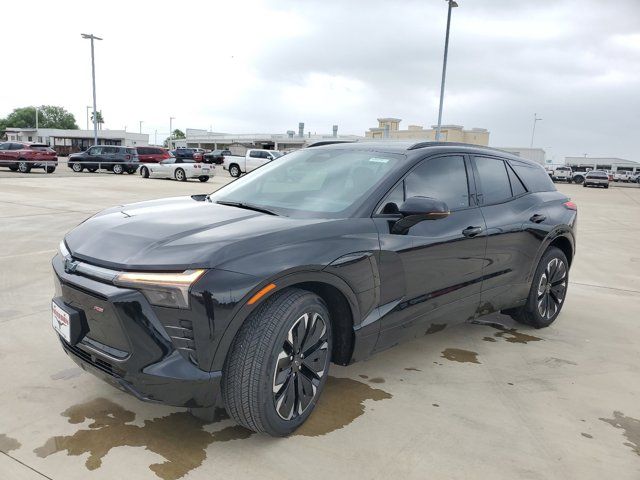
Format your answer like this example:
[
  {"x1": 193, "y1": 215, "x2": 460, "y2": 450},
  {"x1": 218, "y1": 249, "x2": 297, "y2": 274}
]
[{"x1": 64, "y1": 196, "x2": 338, "y2": 271}]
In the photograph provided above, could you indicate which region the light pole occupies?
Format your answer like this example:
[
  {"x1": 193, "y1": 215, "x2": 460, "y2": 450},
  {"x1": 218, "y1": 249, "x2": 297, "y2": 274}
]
[
  {"x1": 139, "y1": 120, "x2": 143, "y2": 134},
  {"x1": 81, "y1": 33, "x2": 102, "y2": 146},
  {"x1": 169, "y1": 116, "x2": 175, "y2": 148},
  {"x1": 435, "y1": 0, "x2": 458, "y2": 142},
  {"x1": 35, "y1": 107, "x2": 39, "y2": 131},
  {"x1": 85, "y1": 106, "x2": 92, "y2": 130},
  {"x1": 530, "y1": 113, "x2": 542, "y2": 147}
]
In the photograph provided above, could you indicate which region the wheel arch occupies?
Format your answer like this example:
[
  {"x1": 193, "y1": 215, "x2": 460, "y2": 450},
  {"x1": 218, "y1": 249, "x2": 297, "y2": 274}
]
[
  {"x1": 211, "y1": 270, "x2": 359, "y2": 371},
  {"x1": 528, "y1": 229, "x2": 575, "y2": 282}
]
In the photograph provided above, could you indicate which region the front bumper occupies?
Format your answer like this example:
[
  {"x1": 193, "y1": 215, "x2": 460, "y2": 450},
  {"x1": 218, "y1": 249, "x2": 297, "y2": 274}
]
[{"x1": 51, "y1": 254, "x2": 222, "y2": 408}]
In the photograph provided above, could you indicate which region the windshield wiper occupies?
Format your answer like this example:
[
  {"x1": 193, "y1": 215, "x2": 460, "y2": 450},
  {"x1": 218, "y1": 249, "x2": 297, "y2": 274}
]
[{"x1": 216, "y1": 200, "x2": 279, "y2": 216}]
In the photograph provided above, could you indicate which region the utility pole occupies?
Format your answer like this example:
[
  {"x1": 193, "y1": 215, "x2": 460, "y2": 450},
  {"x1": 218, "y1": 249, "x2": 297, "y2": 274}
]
[
  {"x1": 35, "y1": 107, "x2": 39, "y2": 130},
  {"x1": 435, "y1": 0, "x2": 458, "y2": 141},
  {"x1": 169, "y1": 116, "x2": 175, "y2": 148},
  {"x1": 81, "y1": 33, "x2": 103, "y2": 146},
  {"x1": 86, "y1": 106, "x2": 91, "y2": 130},
  {"x1": 139, "y1": 120, "x2": 143, "y2": 134},
  {"x1": 530, "y1": 113, "x2": 542, "y2": 147}
]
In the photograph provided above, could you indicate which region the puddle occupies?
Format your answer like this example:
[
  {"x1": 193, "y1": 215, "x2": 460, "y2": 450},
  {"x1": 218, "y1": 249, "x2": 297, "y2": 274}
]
[
  {"x1": 441, "y1": 348, "x2": 481, "y2": 364},
  {"x1": 404, "y1": 367, "x2": 421, "y2": 372},
  {"x1": 368, "y1": 377, "x2": 385, "y2": 384},
  {"x1": 581, "y1": 433, "x2": 593, "y2": 439},
  {"x1": 35, "y1": 377, "x2": 391, "y2": 477},
  {"x1": 482, "y1": 336, "x2": 497, "y2": 342},
  {"x1": 600, "y1": 411, "x2": 640, "y2": 456},
  {"x1": 472, "y1": 320, "x2": 543, "y2": 344},
  {"x1": 51, "y1": 367, "x2": 83, "y2": 380},
  {"x1": 0, "y1": 433, "x2": 21, "y2": 453},
  {"x1": 425, "y1": 324, "x2": 446, "y2": 335},
  {"x1": 294, "y1": 376, "x2": 391, "y2": 437},
  {"x1": 359, "y1": 374, "x2": 369, "y2": 379}
]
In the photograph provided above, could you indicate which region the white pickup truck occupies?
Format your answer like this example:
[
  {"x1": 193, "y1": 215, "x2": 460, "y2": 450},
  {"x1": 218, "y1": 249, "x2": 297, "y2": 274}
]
[
  {"x1": 549, "y1": 166, "x2": 574, "y2": 182},
  {"x1": 614, "y1": 171, "x2": 636, "y2": 182},
  {"x1": 223, "y1": 149, "x2": 284, "y2": 177}
]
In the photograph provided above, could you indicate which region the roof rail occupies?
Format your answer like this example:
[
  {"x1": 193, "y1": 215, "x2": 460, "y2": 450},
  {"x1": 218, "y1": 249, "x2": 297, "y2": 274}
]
[
  {"x1": 305, "y1": 140, "x2": 358, "y2": 148},
  {"x1": 407, "y1": 141, "x2": 515, "y2": 155}
]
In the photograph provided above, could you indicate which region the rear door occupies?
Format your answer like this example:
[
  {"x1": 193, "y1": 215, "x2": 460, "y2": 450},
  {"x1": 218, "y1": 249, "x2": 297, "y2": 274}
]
[
  {"x1": 0, "y1": 143, "x2": 10, "y2": 163},
  {"x1": 471, "y1": 155, "x2": 549, "y2": 312},
  {"x1": 373, "y1": 154, "x2": 487, "y2": 350}
]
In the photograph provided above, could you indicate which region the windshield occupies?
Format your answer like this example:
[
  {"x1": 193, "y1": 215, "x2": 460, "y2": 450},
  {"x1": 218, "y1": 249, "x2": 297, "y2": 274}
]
[
  {"x1": 209, "y1": 148, "x2": 402, "y2": 217},
  {"x1": 271, "y1": 151, "x2": 284, "y2": 158}
]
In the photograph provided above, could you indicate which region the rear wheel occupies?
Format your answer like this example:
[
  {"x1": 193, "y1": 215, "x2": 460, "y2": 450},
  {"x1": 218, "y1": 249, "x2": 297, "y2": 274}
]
[
  {"x1": 506, "y1": 247, "x2": 569, "y2": 328},
  {"x1": 45, "y1": 166, "x2": 56, "y2": 174},
  {"x1": 18, "y1": 161, "x2": 31, "y2": 173},
  {"x1": 175, "y1": 168, "x2": 186, "y2": 181},
  {"x1": 198, "y1": 176, "x2": 209, "y2": 182},
  {"x1": 229, "y1": 164, "x2": 241, "y2": 178},
  {"x1": 222, "y1": 288, "x2": 332, "y2": 436},
  {"x1": 573, "y1": 175, "x2": 584, "y2": 184},
  {"x1": 140, "y1": 166, "x2": 149, "y2": 178},
  {"x1": 71, "y1": 163, "x2": 83, "y2": 173},
  {"x1": 113, "y1": 164, "x2": 124, "y2": 174}
]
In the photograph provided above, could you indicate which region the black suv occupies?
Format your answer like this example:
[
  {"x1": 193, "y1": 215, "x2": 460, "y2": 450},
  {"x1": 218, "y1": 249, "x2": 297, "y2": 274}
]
[
  {"x1": 203, "y1": 149, "x2": 232, "y2": 165},
  {"x1": 68, "y1": 146, "x2": 139, "y2": 174},
  {"x1": 52, "y1": 142, "x2": 577, "y2": 436}
]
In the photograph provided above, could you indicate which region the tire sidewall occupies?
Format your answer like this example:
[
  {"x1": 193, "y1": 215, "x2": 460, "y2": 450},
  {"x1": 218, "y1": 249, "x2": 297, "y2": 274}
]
[
  {"x1": 526, "y1": 246, "x2": 569, "y2": 328},
  {"x1": 140, "y1": 166, "x2": 149, "y2": 178},
  {"x1": 260, "y1": 294, "x2": 332, "y2": 436}
]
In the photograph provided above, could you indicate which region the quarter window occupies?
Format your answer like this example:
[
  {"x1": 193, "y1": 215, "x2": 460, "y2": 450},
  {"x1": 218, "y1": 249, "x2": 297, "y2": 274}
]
[
  {"x1": 405, "y1": 155, "x2": 470, "y2": 210},
  {"x1": 506, "y1": 163, "x2": 527, "y2": 196},
  {"x1": 473, "y1": 156, "x2": 511, "y2": 205}
]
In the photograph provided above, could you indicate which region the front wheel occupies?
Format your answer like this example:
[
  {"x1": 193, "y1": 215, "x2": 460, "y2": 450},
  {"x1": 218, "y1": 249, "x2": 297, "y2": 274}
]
[
  {"x1": 229, "y1": 164, "x2": 241, "y2": 178},
  {"x1": 113, "y1": 164, "x2": 124, "y2": 174},
  {"x1": 71, "y1": 163, "x2": 83, "y2": 173},
  {"x1": 45, "y1": 166, "x2": 56, "y2": 174},
  {"x1": 175, "y1": 168, "x2": 186, "y2": 182},
  {"x1": 198, "y1": 176, "x2": 209, "y2": 182},
  {"x1": 222, "y1": 288, "x2": 332, "y2": 436},
  {"x1": 140, "y1": 166, "x2": 149, "y2": 178},
  {"x1": 18, "y1": 161, "x2": 31, "y2": 173},
  {"x1": 506, "y1": 247, "x2": 569, "y2": 328}
]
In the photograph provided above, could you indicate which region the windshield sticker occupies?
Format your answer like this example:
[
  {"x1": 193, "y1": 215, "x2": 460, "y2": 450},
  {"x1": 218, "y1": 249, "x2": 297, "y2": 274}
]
[{"x1": 369, "y1": 158, "x2": 389, "y2": 163}]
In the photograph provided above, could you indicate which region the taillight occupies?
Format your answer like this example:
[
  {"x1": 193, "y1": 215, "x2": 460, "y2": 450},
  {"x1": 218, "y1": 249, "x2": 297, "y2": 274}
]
[
  {"x1": 563, "y1": 200, "x2": 577, "y2": 211},
  {"x1": 194, "y1": 164, "x2": 201, "y2": 169}
]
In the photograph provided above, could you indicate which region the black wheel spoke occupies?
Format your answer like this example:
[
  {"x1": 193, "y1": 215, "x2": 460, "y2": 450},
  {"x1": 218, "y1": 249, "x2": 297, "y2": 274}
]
[
  {"x1": 301, "y1": 314, "x2": 325, "y2": 354},
  {"x1": 296, "y1": 370, "x2": 315, "y2": 414},
  {"x1": 302, "y1": 342, "x2": 328, "y2": 375},
  {"x1": 275, "y1": 375, "x2": 296, "y2": 420},
  {"x1": 291, "y1": 314, "x2": 308, "y2": 353},
  {"x1": 550, "y1": 283, "x2": 565, "y2": 301},
  {"x1": 551, "y1": 261, "x2": 566, "y2": 283}
]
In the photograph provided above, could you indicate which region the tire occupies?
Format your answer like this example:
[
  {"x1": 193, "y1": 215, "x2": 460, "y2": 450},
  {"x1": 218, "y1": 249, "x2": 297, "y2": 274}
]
[
  {"x1": 573, "y1": 175, "x2": 584, "y2": 184},
  {"x1": 87, "y1": 167, "x2": 98, "y2": 173},
  {"x1": 45, "y1": 166, "x2": 56, "y2": 174},
  {"x1": 605, "y1": 185, "x2": 609, "y2": 189},
  {"x1": 17, "y1": 161, "x2": 31, "y2": 173},
  {"x1": 71, "y1": 163, "x2": 83, "y2": 173},
  {"x1": 175, "y1": 168, "x2": 186, "y2": 182},
  {"x1": 222, "y1": 288, "x2": 332, "y2": 436},
  {"x1": 198, "y1": 176, "x2": 209, "y2": 182},
  {"x1": 229, "y1": 164, "x2": 241, "y2": 178},
  {"x1": 583, "y1": 183, "x2": 587, "y2": 187},
  {"x1": 140, "y1": 166, "x2": 149, "y2": 178},
  {"x1": 8, "y1": 166, "x2": 18, "y2": 172},
  {"x1": 506, "y1": 247, "x2": 569, "y2": 329},
  {"x1": 113, "y1": 164, "x2": 124, "y2": 174}
]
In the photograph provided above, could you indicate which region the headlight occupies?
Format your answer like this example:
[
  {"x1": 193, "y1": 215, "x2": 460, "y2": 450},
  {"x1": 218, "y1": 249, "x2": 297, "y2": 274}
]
[
  {"x1": 113, "y1": 269, "x2": 206, "y2": 309},
  {"x1": 59, "y1": 240, "x2": 70, "y2": 259}
]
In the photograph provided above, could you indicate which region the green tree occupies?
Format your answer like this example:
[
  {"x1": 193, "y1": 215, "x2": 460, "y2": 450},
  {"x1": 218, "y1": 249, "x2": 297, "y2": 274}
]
[
  {"x1": 0, "y1": 105, "x2": 79, "y2": 130},
  {"x1": 163, "y1": 129, "x2": 186, "y2": 148},
  {"x1": 90, "y1": 110, "x2": 104, "y2": 130}
]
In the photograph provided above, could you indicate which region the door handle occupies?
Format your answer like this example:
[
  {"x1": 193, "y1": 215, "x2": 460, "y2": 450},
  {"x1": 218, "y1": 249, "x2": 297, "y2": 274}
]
[
  {"x1": 462, "y1": 226, "x2": 483, "y2": 237},
  {"x1": 530, "y1": 214, "x2": 546, "y2": 223}
]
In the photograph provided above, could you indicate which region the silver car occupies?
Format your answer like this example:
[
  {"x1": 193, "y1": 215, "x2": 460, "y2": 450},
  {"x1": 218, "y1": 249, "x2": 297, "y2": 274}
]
[
  {"x1": 583, "y1": 170, "x2": 609, "y2": 188},
  {"x1": 139, "y1": 158, "x2": 212, "y2": 182}
]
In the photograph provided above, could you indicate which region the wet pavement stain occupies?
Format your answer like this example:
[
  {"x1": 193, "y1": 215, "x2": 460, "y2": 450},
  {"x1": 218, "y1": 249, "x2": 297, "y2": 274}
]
[
  {"x1": 294, "y1": 376, "x2": 392, "y2": 437},
  {"x1": 441, "y1": 348, "x2": 481, "y2": 364},
  {"x1": 368, "y1": 377, "x2": 385, "y2": 384},
  {"x1": 541, "y1": 357, "x2": 577, "y2": 368},
  {"x1": 359, "y1": 374, "x2": 369, "y2": 379},
  {"x1": 404, "y1": 367, "x2": 422, "y2": 372},
  {"x1": 483, "y1": 336, "x2": 497, "y2": 342},
  {"x1": 472, "y1": 320, "x2": 543, "y2": 344},
  {"x1": 600, "y1": 411, "x2": 640, "y2": 456},
  {"x1": 432, "y1": 404, "x2": 440, "y2": 407},
  {"x1": 581, "y1": 433, "x2": 593, "y2": 439},
  {"x1": 50, "y1": 367, "x2": 83, "y2": 380},
  {"x1": 0, "y1": 433, "x2": 21, "y2": 453},
  {"x1": 34, "y1": 398, "x2": 251, "y2": 480},
  {"x1": 425, "y1": 323, "x2": 447, "y2": 335}
]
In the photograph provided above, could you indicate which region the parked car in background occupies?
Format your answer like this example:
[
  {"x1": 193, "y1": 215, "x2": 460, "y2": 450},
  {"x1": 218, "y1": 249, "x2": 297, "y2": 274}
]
[
  {"x1": 68, "y1": 146, "x2": 139, "y2": 174},
  {"x1": 137, "y1": 146, "x2": 172, "y2": 163},
  {"x1": 223, "y1": 149, "x2": 283, "y2": 177},
  {"x1": 139, "y1": 157, "x2": 212, "y2": 182},
  {"x1": 52, "y1": 142, "x2": 576, "y2": 436},
  {"x1": 203, "y1": 149, "x2": 232, "y2": 165},
  {"x1": 171, "y1": 148, "x2": 203, "y2": 162},
  {"x1": 549, "y1": 166, "x2": 573, "y2": 182},
  {"x1": 0, "y1": 142, "x2": 58, "y2": 173},
  {"x1": 583, "y1": 170, "x2": 609, "y2": 188},
  {"x1": 614, "y1": 171, "x2": 636, "y2": 182}
]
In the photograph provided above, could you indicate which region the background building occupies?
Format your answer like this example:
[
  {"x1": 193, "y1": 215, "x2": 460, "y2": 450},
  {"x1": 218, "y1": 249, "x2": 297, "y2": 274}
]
[
  {"x1": 498, "y1": 147, "x2": 546, "y2": 165},
  {"x1": 565, "y1": 156, "x2": 640, "y2": 173},
  {"x1": 4, "y1": 127, "x2": 148, "y2": 156},
  {"x1": 365, "y1": 118, "x2": 489, "y2": 145},
  {"x1": 176, "y1": 123, "x2": 362, "y2": 154}
]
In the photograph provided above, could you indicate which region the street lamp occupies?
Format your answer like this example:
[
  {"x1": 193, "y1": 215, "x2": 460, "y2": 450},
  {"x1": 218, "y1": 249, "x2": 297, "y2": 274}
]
[
  {"x1": 169, "y1": 116, "x2": 175, "y2": 148},
  {"x1": 435, "y1": 0, "x2": 458, "y2": 142},
  {"x1": 530, "y1": 113, "x2": 542, "y2": 147},
  {"x1": 139, "y1": 120, "x2": 143, "y2": 134},
  {"x1": 81, "y1": 33, "x2": 103, "y2": 146}
]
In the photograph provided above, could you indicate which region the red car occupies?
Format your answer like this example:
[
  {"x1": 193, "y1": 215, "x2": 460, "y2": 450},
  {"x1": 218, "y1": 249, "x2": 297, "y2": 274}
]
[
  {"x1": 136, "y1": 146, "x2": 173, "y2": 163},
  {"x1": 0, "y1": 142, "x2": 58, "y2": 173}
]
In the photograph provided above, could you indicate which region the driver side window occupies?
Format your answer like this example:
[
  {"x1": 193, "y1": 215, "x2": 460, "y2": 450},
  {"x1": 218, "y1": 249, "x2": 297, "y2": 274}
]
[{"x1": 405, "y1": 156, "x2": 470, "y2": 210}]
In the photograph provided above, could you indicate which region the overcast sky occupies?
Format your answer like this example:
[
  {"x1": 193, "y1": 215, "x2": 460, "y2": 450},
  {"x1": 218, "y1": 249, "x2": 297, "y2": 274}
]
[{"x1": 1, "y1": 0, "x2": 638, "y2": 162}]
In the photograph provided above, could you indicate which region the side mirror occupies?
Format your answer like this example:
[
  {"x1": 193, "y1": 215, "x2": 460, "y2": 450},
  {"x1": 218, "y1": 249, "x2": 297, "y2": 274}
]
[{"x1": 392, "y1": 196, "x2": 450, "y2": 234}]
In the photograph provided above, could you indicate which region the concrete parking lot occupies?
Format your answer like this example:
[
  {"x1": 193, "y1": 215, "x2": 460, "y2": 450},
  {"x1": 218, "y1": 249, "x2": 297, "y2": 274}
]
[{"x1": 1, "y1": 166, "x2": 639, "y2": 480}]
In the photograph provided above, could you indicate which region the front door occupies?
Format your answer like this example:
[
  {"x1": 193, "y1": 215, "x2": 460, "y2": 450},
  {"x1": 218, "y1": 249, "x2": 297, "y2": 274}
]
[{"x1": 373, "y1": 154, "x2": 487, "y2": 351}]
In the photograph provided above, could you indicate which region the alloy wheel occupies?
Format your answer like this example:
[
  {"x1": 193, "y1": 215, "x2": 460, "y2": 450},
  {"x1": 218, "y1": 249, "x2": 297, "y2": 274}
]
[
  {"x1": 113, "y1": 164, "x2": 123, "y2": 174},
  {"x1": 272, "y1": 312, "x2": 329, "y2": 421},
  {"x1": 537, "y1": 258, "x2": 567, "y2": 319},
  {"x1": 230, "y1": 165, "x2": 240, "y2": 177},
  {"x1": 18, "y1": 161, "x2": 29, "y2": 173},
  {"x1": 72, "y1": 163, "x2": 82, "y2": 172},
  {"x1": 176, "y1": 169, "x2": 185, "y2": 181}
]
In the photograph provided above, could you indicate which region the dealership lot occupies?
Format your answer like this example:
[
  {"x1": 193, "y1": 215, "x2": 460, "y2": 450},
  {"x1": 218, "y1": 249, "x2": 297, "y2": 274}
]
[{"x1": 0, "y1": 169, "x2": 639, "y2": 479}]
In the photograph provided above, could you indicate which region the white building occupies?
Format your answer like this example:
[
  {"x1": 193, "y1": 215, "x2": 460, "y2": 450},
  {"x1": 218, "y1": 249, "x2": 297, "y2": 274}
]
[
  {"x1": 564, "y1": 156, "x2": 640, "y2": 173},
  {"x1": 497, "y1": 147, "x2": 546, "y2": 165},
  {"x1": 4, "y1": 127, "x2": 149, "y2": 156},
  {"x1": 176, "y1": 123, "x2": 362, "y2": 154}
]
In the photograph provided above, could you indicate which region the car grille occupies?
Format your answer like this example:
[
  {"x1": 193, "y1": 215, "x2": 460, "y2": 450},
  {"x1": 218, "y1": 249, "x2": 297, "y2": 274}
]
[{"x1": 62, "y1": 339, "x2": 124, "y2": 378}]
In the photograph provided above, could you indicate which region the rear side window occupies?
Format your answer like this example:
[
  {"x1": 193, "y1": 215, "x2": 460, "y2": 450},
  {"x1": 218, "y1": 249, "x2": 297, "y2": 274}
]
[
  {"x1": 405, "y1": 155, "x2": 470, "y2": 210},
  {"x1": 473, "y1": 156, "x2": 511, "y2": 205},
  {"x1": 506, "y1": 163, "x2": 527, "y2": 196},
  {"x1": 510, "y1": 160, "x2": 556, "y2": 192}
]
